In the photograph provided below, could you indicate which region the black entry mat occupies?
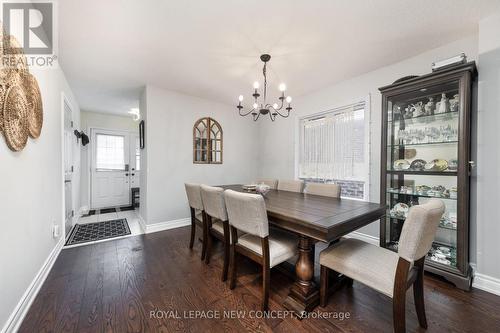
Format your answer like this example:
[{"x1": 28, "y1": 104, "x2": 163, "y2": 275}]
[{"x1": 65, "y1": 219, "x2": 131, "y2": 246}]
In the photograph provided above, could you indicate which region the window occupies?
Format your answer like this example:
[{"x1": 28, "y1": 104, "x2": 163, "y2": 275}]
[
  {"x1": 95, "y1": 134, "x2": 125, "y2": 170},
  {"x1": 298, "y1": 100, "x2": 370, "y2": 200},
  {"x1": 193, "y1": 117, "x2": 223, "y2": 164}
]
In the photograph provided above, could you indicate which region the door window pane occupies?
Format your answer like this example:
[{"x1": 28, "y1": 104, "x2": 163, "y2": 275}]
[{"x1": 96, "y1": 134, "x2": 125, "y2": 170}]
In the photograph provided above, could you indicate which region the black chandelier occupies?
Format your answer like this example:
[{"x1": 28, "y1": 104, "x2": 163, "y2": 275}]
[{"x1": 237, "y1": 54, "x2": 292, "y2": 121}]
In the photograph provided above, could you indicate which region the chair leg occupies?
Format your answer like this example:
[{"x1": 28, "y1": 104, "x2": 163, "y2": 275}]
[
  {"x1": 189, "y1": 218, "x2": 195, "y2": 249},
  {"x1": 189, "y1": 208, "x2": 196, "y2": 249},
  {"x1": 205, "y1": 232, "x2": 212, "y2": 264},
  {"x1": 393, "y1": 292, "x2": 406, "y2": 333},
  {"x1": 393, "y1": 257, "x2": 410, "y2": 333},
  {"x1": 345, "y1": 276, "x2": 353, "y2": 287},
  {"x1": 262, "y1": 262, "x2": 270, "y2": 311},
  {"x1": 222, "y1": 236, "x2": 230, "y2": 281},
  {"x1": 200, "y1": 224, "x2": 206, "y2": 261},
  {"x1": 320, "y1": 265, "x2": 329, "y2": 307},
  {"x1": 413, "y1": 263, "x2": 428, "y2": 329},
  {"x1": 201, "y1": 213, "x2": 207, "y2": 261},
  {"x1": 229, "y1": 247, "x2": 237, "y2": 290}
]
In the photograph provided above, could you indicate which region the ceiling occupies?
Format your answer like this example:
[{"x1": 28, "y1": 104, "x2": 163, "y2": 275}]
[{"x1": 58, "y1": 0, "x2": 500, "y2": 115}]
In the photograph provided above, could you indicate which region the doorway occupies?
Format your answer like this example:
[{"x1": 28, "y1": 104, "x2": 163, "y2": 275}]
[
  {"x1": 90, "y1": 129, "x2": 140, "y2": 209},
  {"x1": 63, "y1": 99, "x2": 74, "y2": 237}
]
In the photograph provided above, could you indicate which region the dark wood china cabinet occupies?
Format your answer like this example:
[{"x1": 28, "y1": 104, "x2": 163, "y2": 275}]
[{"x1": 379, "y1": 62, "x2": 477, "y2": 290}]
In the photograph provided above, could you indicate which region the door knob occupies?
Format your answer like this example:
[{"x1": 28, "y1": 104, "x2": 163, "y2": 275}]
[
  {"x1": 131, "y1": 173, "x2": 135, "y2": 176},
  {"x1": 125, "y1": 173, "x2": 129, "y2": 176}
]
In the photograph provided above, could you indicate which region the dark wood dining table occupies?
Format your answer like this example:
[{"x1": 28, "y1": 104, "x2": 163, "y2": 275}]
[{"x1": 221, "y1": 185, "x2": 386, "y2": 314}]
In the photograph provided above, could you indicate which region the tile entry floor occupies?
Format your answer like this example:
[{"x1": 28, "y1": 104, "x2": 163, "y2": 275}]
[{"x1": 67, "y1": 209, "x2": 143, "y2": 247}]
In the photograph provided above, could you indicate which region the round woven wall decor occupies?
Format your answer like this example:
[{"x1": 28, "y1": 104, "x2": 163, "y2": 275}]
[
  {"x1": 2, "y1": 84, "x2": 28, "y2": 151},
  {"x1": 0, "y1": 85, "x2": 5, "y2": 133},
  {"x1": 3, "y1": 35, "x2": 28, "y2": 72},
  {"x1": 23, "y1": 73, "x2": 43, "y2": 138},
  {"x1": 3, "y1": 35, "x2": 29, "y2": 87}
]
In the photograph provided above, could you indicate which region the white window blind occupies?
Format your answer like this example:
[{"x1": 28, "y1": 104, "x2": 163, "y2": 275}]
[
  {"x1": 298, "y1": 101, "x2": 369, "y2": 199},
  {"x1": 96, "y1": 134, "x2": 125, "y2": 170}
]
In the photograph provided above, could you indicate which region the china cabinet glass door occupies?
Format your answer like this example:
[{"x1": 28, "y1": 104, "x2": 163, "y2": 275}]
[
  {"x1": 385, "y1": 81, "x2": 460, "y2": 269},
  {"x1": 379, "y1": 62, "x2": 476, "y2": 289}
]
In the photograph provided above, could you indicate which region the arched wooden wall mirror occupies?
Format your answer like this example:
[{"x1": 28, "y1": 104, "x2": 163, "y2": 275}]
[{"x1": 193, "y1": 117, "x2": 223, "y2": 164}]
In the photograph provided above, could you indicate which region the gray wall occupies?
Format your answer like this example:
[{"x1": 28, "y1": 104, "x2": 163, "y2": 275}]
[
  {"x1": 139, "y1": 85, "x2": 259, "y2": 225},
  {"x1": 475, "y1": 11, "x2": 500, "y2": 284}
]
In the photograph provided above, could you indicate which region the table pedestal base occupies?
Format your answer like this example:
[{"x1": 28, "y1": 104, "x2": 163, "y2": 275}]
[{"x1": 283, "y1": 235, "x2": 319, "y2": 317}]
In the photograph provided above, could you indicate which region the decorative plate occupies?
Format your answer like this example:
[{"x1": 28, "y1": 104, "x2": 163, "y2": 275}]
[
  {"x1": 242, "y1": 184, "x2": 257, "y2": 191},
  {"x1": 425, "y1": 159, "x2": 448, "y2": 171},
  {"x1": 392, "y1": 202, "x2": 409, "y2": 217},
  {"x1": 393, "y1": 159, "x2": 410, "y2": 170},
  {"x1": 22, "y1": 73, "x2": 43, "y2": 138},
  {"x1": 431, "y1": 255, "x2": 451, "y2": 266},
  {"x1": 416, "y1": 185, "x2": 431, "y2": 195},
  {"x1": 424, "y1": 161, "x2": 435, "y2": 170},
  {"x1": 2, "y1": 84, "x2": 28, "y2": 151},
  {"x1": 448, "y1": 158, "x2": 458, "y2": 171},
  {"x1": 437, "y1": 246, "x2": 451, "y2": 256},
  {"x1": 410, "y1": 159, "x2": 427, "y2": 171},
  {"x1": 433, "y1": 159, "x2": 448, "y2": 171}
]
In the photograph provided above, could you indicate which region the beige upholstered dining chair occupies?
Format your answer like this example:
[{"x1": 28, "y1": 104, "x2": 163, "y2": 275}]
[
  {"x1": 277, "y1": 179, "x2": 304, "y2": 193},
  {"x1": 200, "y1": 184, "x2": 232, "y2": 281},
  {"x1": 319, "y1": 199, "x2": 445, "y2": 333},
  {"x1": 303, "y1": 183, "x2": 341, "y2": 198},
  {"x1": 255, "y1": 178, "x2": 278, "y2": 190},
  {"x1": 224, "y1": 189, "x2": 297, "y2": 310},
  {"x1": 184, "y1": 183, "x2": 206, "y2": 260}
]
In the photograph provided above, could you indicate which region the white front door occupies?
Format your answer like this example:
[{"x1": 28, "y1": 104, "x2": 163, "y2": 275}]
[{"x1": 91, "y1": 129, "x2": 131, "y2": 209}]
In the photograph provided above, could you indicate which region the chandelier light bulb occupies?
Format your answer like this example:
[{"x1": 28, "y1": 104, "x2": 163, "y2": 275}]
[
  {"x1": 286, "y1": 96, "x2": 292, "y2": 103},
  {"x1": 273, "y1": 103, "x2": 278, "y2": 109},
  {"x1": 253, "y1": 103, "x2": 259, "y2": 109},
  {"x1": 253, "y1": 81, "x2": 260, "y2": 89},
  {"x1": 279, "y1": 83, "x2": 287, "y2": 92},
  {"x1": 238, "y1": 95, "x2": 244, "y2": 102}
]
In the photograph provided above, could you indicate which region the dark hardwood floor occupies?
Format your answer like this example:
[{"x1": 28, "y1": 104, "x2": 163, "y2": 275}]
[{"x1": 19, "y1": 227, "x2": 500, "y2": 333}]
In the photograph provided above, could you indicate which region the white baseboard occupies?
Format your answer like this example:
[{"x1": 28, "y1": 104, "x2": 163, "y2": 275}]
[
  {"x1": 2, "y1": 236, "x2": 65, "y2": 333},
  {"x1": 473, "y1": 272, "x2": 500, "y2": 296},
  {"x1": 346, "y1": 231, "x2": 380, "y2": 245},
  {"x1": 79, "y1": 206, "x2": 89, "y2": 216},
  {"x1": 138, "y1": 214, "x2": 147, "y2": 233},
  {"x1": 138, "y1": 215, "x2": 191, "y2": 234}
]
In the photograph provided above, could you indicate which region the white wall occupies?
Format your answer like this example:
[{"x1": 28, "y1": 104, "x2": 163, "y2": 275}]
[
  {"x1": 140, "y1": 85, "x2": 259, "y2": 225},
  {"x1": 257, "y1": 35, "x2": 478, "y2": 239},
  {"x1": 79, "y1": 111, "x2": 138, "y2": 210},
  {"x1": 0, "y1": 67, "x2": 80, "y2": 331},
  {"x1": 475, "y1": 11, "x2": 500, "y2": 290}
]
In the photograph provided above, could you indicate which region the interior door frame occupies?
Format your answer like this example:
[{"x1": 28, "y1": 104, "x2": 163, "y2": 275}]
[
  {"x1": 61, "y1": 92, "x2": 76, "y2": 239},
  {"x1": 87, "y1": 126, "x2": 138, "y2": 210}
]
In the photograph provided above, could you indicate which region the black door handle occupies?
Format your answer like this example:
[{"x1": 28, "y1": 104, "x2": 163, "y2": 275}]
[
  {"x1": 125, "y1": 173, "x2": 129, "y2": 176},
  {"x1": 131, "y1": 173, "x2": 135, "y2": 176}
]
